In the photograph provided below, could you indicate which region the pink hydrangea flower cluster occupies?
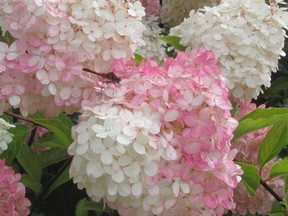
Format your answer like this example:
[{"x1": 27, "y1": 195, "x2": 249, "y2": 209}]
[
  {"x1": 0, "y1": 159, "x2": 31, "y2": 216},
  {"x1": 232, "y1": 103, "x2": 284, "y2": 215},
  {"x1": 68, "y1": 46, "x2": 242, "y2": 215},
  {"x1": 0, "y1": 0, "x2": 145, "y2": 116},
  {"x1": 171, "y1": 0, "x2": 288, "y2": 102},
  {"x1": 140, "y1": 0, "x2": 161, "y2": 17}
]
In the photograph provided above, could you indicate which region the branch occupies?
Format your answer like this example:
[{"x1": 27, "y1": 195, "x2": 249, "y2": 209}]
[
  {"x1": 27, "y1": 125, "x2": 37, "y2": 147},
  {"x1": 260, "y1": 179, "x2": 283, "y2": 203},
  {"x1": 3, "y1": 111, "x2": 47, "y2": 128}
]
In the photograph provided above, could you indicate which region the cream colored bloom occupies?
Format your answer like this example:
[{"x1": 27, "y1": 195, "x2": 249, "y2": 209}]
[{"x1": 171, "y1": 0, "x2": 288, "y2": 102}]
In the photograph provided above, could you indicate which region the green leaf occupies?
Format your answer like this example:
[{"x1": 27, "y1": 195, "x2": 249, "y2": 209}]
[
  {"x1": 233, "y1": 108, "x2": 288, "y2": 140},
  {"x1": 268, "y1": 213, "x2": 285, "y2": 216},
  {"x1": 230, "y1": 100, "x2": 239, "y2": 117},
  {"x1": 39, "y1": 148, "x2": 68, "y2": 168},
  {"x1": 21, "y1": 174, "x2": 42, "y2": 194},
  {"x1": 75, "y1": 198, "x2": 106, "y2": 216},
  {"x1": 29, "y1": 113, "x2": 73, "y2": 149},
  {"x1": 33, "y1": 132, "x2": 67, "y2": 149},
  {"x1": 236, "y1": 162, "x2": 261, "y2": 196},
  {"x1": 159, "y1": 36, "x2": 187, "y2": 51},
  {"x1": 16, "y1": 145, "x2": 42, "y2": 182},
  {"x1": 0, "y1": 124, "x2": 28, "y2": 164},
  {"x1": 0, "y1": 30, "x2": 12, "y2": 44},
  {"x1": 132, "y1": 53, "x2": 144, "y2": 66},
  {"x1": 284, "y1": 176, "x2": 288, "y2": 194},
  {"x1": 0, "y1": 114, "x2": 11, "y2": 123},
  {"x1": 271, "y1": 201, "x2": 284, "y2": 213},
  {"x1": 270, "y1": 157, "x2": 288, "y2": 179},
  {"x1": 263, "y1": 76, "x2": 288, "y2": 98},
  {"x1": 258, "y1": 123, "x2": 288, "y2": 166},
  {"x1": 49, "y1": 164, "x2": 70, "y2": 191}
]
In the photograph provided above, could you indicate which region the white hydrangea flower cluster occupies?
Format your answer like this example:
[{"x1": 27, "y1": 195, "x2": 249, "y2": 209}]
[
  {"x1": 0, "y1": 118, "x2": 15, "y2": 154},
  {"x1": 136, "y1": 16, "x2": 166, "y2": 62},
  {"x1": 170, "y1": 0, "x2": 288, "y2": 102},
  {"x1": 68, "y1": 103, "x2": 182, "y2": 215},
  {"x1": 160, "y1": 0, "x2": 219, "y2": 26}
]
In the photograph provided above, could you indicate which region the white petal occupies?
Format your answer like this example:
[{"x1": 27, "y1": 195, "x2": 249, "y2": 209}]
[
  {"x1": 119, "y1": 109, "x2": 134, "y2": 121},
  {"x1": 165, "y1": 199, "x2": 176, "y2": 209},
  {"x1": 144, "y1": 162, "x2": 158, "y2": 177},
  {"x1": 123, "y1": 125, "x2": 137, "y2": 137},
  {"x1": 76, "y1": 144, "x2": 89, "y2": 155},
  {"x1": 192, "y1": 95, "x2": 204, "y2": 106},
  {"x1": 116, "y1": 144, "x2": 126, "y2": 153},
  {"x1": 147, "y1": 123, "x2": 160, "y2": 134},
  {"x1": 48, "y1": 83, "x2": 57, "y2": 95},
  {"x1": 180, "y1": 183, "x2": 190, "y2": 194},
  {"x1": 123, "y1": 162, "x2": 140, "y2": 177},
  {"x1": 166, "y1": 145, "x2": 177, "y2": 160},
  {"x1": 172, "y1": 181, "x2": 180, "y2": 197},
  {"x1": 28, "y1": 56, "x2": 40, "y2": 67},
  {"x1": 101, "y1": 150, "x2": 113, "y2": 165},
  {"x1": 148, "y1": 185, "x2": 159, "y2": 196},
  {"x1": 36, "y1": 69, "x2": 49, "y2": 84},
  {"x1": 107, "y1": 184, "x2": 118, "y2": 196},
  {"x1": 92, "y1": 124, "x2": 103, "y2": 133},
  {"x1": 152, "y1": 206, "x2": 164, "y2": 215},
  {"x1": 117, "y1": 134, "x2": 131, "y2": 145},
  {"x1": 86, "y1": 161, "x2": 103, "y2": 178},
  {"x1": 133, "y1": 141, "x2": 146, "y2": 154},
  {"x1": 118, "y1": 183, "x2": 131, "y2": 197},
  {"x1": 112, "y1": 169, "x2": 124, "y2": 183},
  {"x1": 132, "y1": 182, "x2": 142, "y2": 197},
  {"x1": 164, "y1": 110, "x2": 179, "y2": 122},
  {"x1": 191, "y1": 184, "x2": 204, "y2": 195},
  {"x1": 118, "y1": 155, "x2": 133, "y2": 166},
  {"x1": 9, "y1": 95, "x2": 20, "y2": 106},
  {"x1": 77, "y1": 132, "x2": 89, "y2": 145},
  {"x1": 60, "y1": 87, "x2": 71, "y2": 100}
]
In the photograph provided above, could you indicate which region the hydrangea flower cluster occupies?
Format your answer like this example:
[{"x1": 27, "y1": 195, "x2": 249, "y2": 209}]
[
  {"x1": 68, "y1": 46, "x2": 242, "y2": 215},
  {"x1": 160, "y1": 0, "x2": 219, "y2": 26},
  {"x1": 0, "y1": 159, "x2": 31, "y2": 216},
  {"x1": 0, "y1": 118, "x2": 15, "y2": 154},
  {"x1": 140, "y1": 0, "x2": 161, "y2": 17},
  {"x1": 231, "y1": 103, "x2": 284, "y2": 215},
  {"x1": 136, "y1": 16, "x2": 166, "y2": 62},
  {"x1": 0, "y1": 0, "x2": 145, "y2": 116},
  {"x1": 170, "y1": 0, "x2": 288, "y2": 102}
]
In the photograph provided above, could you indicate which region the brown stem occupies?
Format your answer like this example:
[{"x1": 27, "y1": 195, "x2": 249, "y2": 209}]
[
  {"x1": 27, "y1": 125, "x2": 38, "y2": 147},
  {"x1": 3, "y1": 111, "x2": 46, "y2": 128},
  {"x1": 260, "y1": 179, "x2": 283, "y2": 203}
]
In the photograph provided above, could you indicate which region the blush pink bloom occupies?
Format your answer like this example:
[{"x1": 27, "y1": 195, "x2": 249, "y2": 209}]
[
  {"x1": 0, "y1": 159, "x2": 31, "y2": 216},
  {"x1": 69, "y1": 46, "x2": 242, "y2": 215},
  {"x1": 0, "y1": 0, "x2": 145, "y2": 116}
]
